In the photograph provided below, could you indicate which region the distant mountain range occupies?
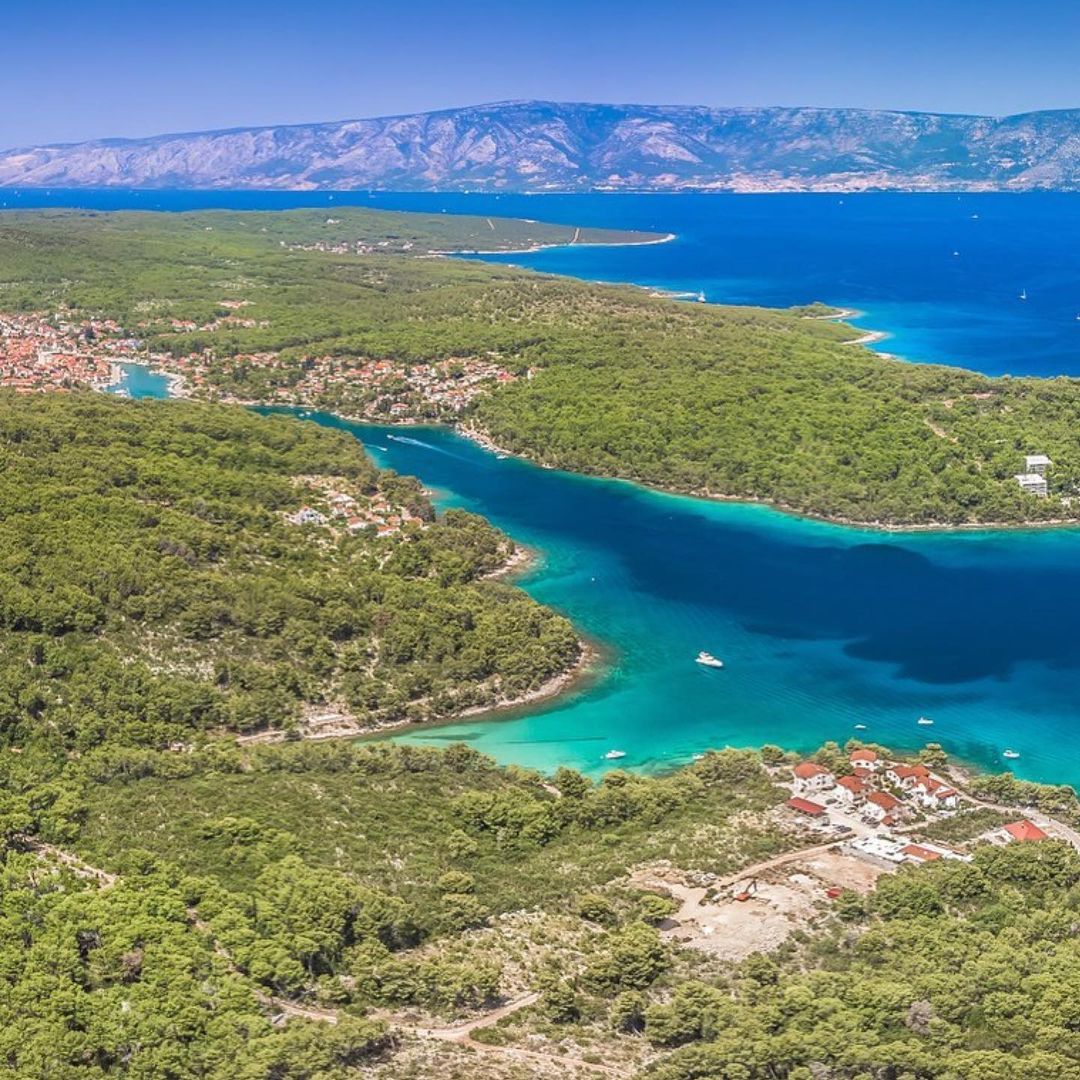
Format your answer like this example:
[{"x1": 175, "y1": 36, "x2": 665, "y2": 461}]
[{"x1": 5, "y1": 100, "x2": 1080, "y2": 192}]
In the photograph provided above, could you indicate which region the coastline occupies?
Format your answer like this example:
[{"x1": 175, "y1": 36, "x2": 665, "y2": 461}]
[
  {"x1": 431, "y1": 230, "x2": 676, "y2": 258},
  {"x1": 111, "y1": 369, "x2": 1080, "y2": 537},
  {"x1": 457, "y1": 421, "x2": 1080, "y2": 536},
  {"x1": 232, "y1": 537, "x2": 600, "y2": 748}
]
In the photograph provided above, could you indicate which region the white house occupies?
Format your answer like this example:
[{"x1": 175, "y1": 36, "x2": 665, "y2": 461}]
[
  {"x1": 849, "y1": 748, "x2": 882, "y2": 772},
  {"x1": 864, "y1": 790, "x2": 902, "y2": 824},
  {"x1": 792, "y1": 761, "x2": 835, "y2": 795},
  {"x1": 885, "y1": 764, "x2": 930, "y2": 791},
  {"x1": 834, "y1": 774, "x2": 867, "y2": 807},
  {"x1": 1015, "y1": 473, "x2": 1048, "y2": 497},
  {"x1": 916, "y1": 777, "x2": 960, "y2": 810}
]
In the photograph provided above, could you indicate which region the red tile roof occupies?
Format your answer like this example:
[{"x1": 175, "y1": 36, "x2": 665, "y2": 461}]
[
  {"x1": 850, "y1": 749, "x2": 879, "y2": 762},
  {"x1": 1004, "y1": 820, "x2": 1048, "y2": 843},
  {"x1": 867, "y1": 791, "x2": 901, "y2": 811},
  {"x1": 890, "y1": 765, "x2": 930, "y2": 781},
  {"x1": 837, "y1": 775, "x2": 865, "y2": 793},
  {"x1": 786, "y1": 797, "x2": 826, "y2": 816},
  {"x1": 901, "y1": 844, "x2": 942, "y2": 862},
  {"x1": 793, "y1": 762, "x2": 830, "y2": 779}
]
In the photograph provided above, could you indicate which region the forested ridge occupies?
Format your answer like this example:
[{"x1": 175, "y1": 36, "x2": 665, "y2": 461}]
[
  {"x1": 0, "y1": 393, "x2": 579, "y2": 763},
  {"x1": 4, "y1": 209, "x2": 1080, "y2": 524}
]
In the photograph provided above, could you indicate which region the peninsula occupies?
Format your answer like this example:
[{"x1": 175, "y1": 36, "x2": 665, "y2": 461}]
[{"x1": 4, "y1": 206, "x2": 1080, "y2": 527}]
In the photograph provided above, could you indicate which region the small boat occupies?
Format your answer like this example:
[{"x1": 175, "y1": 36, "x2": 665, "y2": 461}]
[
  {"x1": 692, "y1": 753, "x2": 706, "y2": 761},
  {"x1": 917, "y1": 716, "x2": 934, "y2": 726},
  {"x1": 604, "y1": 750, "x2": 626, "y2": 761},
  {"x1": 854, "y1": 723, "x2": 867, "y2": 730},
  {"x1": 696, "y1": 290, "x2": 706, "y2": 303},
  {"x1": 1003, "y1": 749, "x2": 1020, "y2": 760},
  {"x1": 952, "y1": 250, "x2": 960, "y2": 257},
  {"x1": 1019, "y1": 288, "x2": 1028, "y2": 301},
  {"x1": 695, "y1": 651, "x2": 724, "y2": 668}
]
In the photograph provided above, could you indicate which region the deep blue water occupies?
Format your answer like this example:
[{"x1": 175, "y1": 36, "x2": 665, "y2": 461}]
[{"x1": 10, "y1": 187, "x2": 1080, "y2": 376}]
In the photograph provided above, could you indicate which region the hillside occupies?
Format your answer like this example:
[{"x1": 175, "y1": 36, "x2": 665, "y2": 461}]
[
  {"x1": 10, "y1": 731, "x2": 1080, "y2": 1078},
  {"x1": 0, "y1": 393, "x2": 580, "y2": 757},
  {"x1": 6, "y1": 100, "x2": 1080, "y2": 191}
]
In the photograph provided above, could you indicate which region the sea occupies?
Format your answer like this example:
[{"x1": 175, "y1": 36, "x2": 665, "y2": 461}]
[{"x1": 37, "y1": 184, "x2": 1080, "y2": 781}]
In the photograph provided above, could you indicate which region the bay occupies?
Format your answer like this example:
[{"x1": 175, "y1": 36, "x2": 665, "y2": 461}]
[{"x1": 85, "y1": 184, "x2": 1080, "y2": 783}]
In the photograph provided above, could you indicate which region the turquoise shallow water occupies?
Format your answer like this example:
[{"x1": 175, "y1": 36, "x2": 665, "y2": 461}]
[{"x1": 235, "y1": 408, "x2": 1080, "y2": 785}]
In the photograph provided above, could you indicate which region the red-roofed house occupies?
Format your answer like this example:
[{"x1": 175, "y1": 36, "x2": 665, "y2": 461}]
[
  {"x1": 1002, "y1": 820, "x2": 1049, "y2": 843},
  {"x1": 886, "y1": 764, "x2": 931, "y2": 791},
  {"x1": 786, "y1": 796, "x2": 826, "y2": 817},
  {"x1": 917, "y1": 777, "x2": 960, "y2": 810},
  {"x1": 792, "y1": 761, "x2": 835, "y2": 795},
  {"x1": 901, "y1": 843, "x2": 943, "y2": 864},
  {"x1": 849, "y1": 748, "x2": 881, "y2": 771},
  {"x1": 865, "y1": 790, "x2": 902, "y2": 824},
  {"x1": 835, "y1": 774, "x2": 867, "y2": 807}
]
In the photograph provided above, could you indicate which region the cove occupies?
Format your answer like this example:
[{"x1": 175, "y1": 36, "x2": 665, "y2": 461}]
[
  {"x1": 113, "y1": 364, "x2": 1080, "y2": 783},
  {"x1": 234, "y1": 405, "x2": 1079, "y2": 785}
]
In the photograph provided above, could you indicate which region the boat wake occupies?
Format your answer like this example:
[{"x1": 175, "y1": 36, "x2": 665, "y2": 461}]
[{"x1": 386, "y1": 433, "x2": 467, "y2": 459}]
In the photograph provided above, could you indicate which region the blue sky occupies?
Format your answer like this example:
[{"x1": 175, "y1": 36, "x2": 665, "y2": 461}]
[{"x1": 8, "y1": 0, "x2": 1080, "y2": 147}]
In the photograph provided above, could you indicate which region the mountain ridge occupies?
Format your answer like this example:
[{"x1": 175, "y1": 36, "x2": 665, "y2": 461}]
[{"x1": 5, "y1": 99, "x2": 1080, "y2": 192}]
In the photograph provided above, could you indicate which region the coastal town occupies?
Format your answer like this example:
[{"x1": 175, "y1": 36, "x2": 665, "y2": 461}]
[
  {"x1": 0, "y1": 307, "x2": 521, "y2": 418},
  {"x1": 0, "y1": 312, "x2": 135, "y2": 392}
]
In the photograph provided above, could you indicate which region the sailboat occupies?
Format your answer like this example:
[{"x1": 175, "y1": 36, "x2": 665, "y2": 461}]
[
  {"x1": 1019, "y1": 288, "x2": 1028, "y2": 301},
  {"x1": 696, "y1": 290, "x2": 706, "y2": 303}
]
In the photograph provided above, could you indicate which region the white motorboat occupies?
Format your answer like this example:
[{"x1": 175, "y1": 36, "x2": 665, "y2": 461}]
[
  {"x1": 604, "y1": 750, "x2": 627, "y2": 761},
  {"x1": 1003, "y1": 749, "x2": 1020, "y2": 760},
  {"x1": 695, "y1": 651, "x2": 724, "y2": 668},
  {"x1": 917, "y1": 716, "x2": 934, "y2": 726}
]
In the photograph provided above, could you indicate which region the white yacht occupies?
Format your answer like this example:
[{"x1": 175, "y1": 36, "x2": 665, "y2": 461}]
[
  {"x1": 695, "y1": 651, "x2": 724, "y2": 668},
  {"x1": 917, "y1": 716, "x2": 934, "y2": 726},
  {"x1": 1003, "y1": 749, "x2": 1020, "y2": 760},
  {"x1": 604, "y1": 750, "x2": 627, "y2": 761}
]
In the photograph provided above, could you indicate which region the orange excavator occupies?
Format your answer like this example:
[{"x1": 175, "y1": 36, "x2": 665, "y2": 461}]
[{"x1": 734, "y1": 878, "x2": 759, "y2": 902}]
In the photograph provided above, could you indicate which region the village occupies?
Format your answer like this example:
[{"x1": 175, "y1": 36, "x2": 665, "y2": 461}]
[
  {"x1": 0, "y1": 306, "x2": 522, "y2": 421},
  {"x1": 634, "y1": 745, "x2": 1072, "y2": 967},
  {"x1": 284, "y1": 475, "x2": 428, "y2": 539},
  {"x1": 163, "y1": 350, "x2": 519, "y2": 418},
  {"x1": 784, "y1": 746, "x2": 1059, "y2": 862}
]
